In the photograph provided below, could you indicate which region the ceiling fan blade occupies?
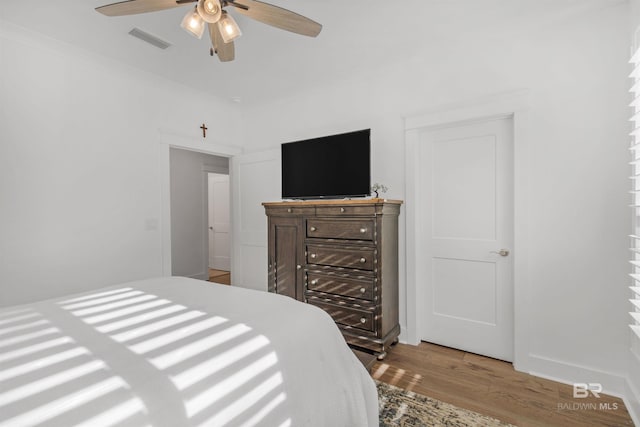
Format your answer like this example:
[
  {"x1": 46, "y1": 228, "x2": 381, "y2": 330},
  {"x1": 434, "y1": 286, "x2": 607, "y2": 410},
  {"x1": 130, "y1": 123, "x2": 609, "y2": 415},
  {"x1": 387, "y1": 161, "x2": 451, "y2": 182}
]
[
  {"x1": 228, "y1": 0, "x2": 321, "y2": 37},
  {"x1": 96, "y1": 0, "x2": 193, "y2": 17},
  {"x1": 209, "y1": 23, "x2": 235, "y2": 62}
]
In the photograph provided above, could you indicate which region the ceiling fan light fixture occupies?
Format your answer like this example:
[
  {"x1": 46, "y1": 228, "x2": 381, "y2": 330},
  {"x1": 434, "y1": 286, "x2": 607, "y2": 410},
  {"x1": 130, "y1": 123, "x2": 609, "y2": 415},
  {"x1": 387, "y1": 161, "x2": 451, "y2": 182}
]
[
  {"x1": 96, "y1": 0, "x2": 322, "y2": 62},
  {"x1": 197, "y1": 0, "x2": 222, "y2": 23},
  {"x1": 181, "y1": 6, "x2": 206, "y2": 39},
  {"x1": 218, "y1": 11, "x2": 242, "y2": 43}
]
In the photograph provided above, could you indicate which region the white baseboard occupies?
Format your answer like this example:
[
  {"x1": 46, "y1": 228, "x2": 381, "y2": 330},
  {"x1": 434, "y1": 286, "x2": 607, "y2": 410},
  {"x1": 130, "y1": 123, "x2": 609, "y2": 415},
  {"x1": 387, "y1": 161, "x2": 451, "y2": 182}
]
[
  {"x1": 210, "y1": 256, "x2": 231, "y2": 272},
  {"x1": 187, "y1": 272, "x2": 208, "y2": 281},
  {"x1": 625, "y1": 349, "x2": 640, "y2": 426},
  {"x1": 624, "y1": 379, "x2": 640, "y2": 427},
  {"x1": 527, "y1": 354, "x2": 627, "y2": 399}
]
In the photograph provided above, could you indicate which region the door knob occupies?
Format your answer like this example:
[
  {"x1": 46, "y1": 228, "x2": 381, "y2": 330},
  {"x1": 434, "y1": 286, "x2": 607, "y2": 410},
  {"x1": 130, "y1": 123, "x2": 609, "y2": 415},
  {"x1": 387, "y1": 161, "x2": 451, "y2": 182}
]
[{"x1": 490, "y1": 249, "x2": 510, "y2": 257}]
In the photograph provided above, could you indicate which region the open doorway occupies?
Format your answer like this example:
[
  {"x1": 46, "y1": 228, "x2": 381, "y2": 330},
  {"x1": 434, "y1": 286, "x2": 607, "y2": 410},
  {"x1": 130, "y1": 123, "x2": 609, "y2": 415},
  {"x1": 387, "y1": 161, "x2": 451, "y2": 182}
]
[
  {"x1": 207, "y1": 173, "x2": 231, "y2": 285},
  {"x1": 169, "y1": 148, "x2": 230, "y2": 282}
]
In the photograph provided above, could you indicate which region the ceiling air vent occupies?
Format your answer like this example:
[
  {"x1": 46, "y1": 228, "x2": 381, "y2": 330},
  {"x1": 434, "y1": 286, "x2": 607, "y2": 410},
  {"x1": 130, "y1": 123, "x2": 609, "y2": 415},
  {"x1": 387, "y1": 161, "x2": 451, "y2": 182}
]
[{"x1": 128, "y1": 28, "x2": 171, "y2": 50}]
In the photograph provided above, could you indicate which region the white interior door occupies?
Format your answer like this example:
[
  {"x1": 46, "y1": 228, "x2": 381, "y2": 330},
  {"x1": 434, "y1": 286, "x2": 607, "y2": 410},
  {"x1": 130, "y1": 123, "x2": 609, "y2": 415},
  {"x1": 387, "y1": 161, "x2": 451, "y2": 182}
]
[
  {"x1": 419, "y1": 117, "x2": 514, "y2": 361},
  {"x1": 208, "y1": 173, "x2": 230, "y2": 271}
]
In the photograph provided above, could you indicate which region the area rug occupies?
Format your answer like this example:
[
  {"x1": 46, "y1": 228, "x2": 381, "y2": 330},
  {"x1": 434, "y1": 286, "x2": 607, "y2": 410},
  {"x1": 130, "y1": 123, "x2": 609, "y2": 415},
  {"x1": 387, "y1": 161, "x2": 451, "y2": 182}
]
[{"x1": 377, "y1": 381, "x2": 515, "y2": 427}]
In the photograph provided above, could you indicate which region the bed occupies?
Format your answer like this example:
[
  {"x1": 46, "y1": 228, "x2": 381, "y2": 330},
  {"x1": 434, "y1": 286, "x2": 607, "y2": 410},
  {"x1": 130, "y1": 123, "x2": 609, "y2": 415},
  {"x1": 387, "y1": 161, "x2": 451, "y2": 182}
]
[{"x1": 0, "y1": 277, "x2": 378, "y2": 427}]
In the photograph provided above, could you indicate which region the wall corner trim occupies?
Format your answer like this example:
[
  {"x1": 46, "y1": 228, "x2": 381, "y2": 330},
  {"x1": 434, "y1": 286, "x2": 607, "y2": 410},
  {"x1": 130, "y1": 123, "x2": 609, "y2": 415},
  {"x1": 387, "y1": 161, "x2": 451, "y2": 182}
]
[{"x1": 625, "y1": 347, "x2": 640, "y2": 426}]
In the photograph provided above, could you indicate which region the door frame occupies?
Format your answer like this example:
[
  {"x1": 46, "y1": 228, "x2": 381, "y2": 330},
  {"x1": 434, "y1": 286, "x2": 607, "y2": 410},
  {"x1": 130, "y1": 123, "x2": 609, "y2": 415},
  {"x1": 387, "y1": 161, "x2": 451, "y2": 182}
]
[
  {"x1": 404, "y1": 91, "x2": 532, "y2": 372},
  {"x1": 158, "y1": 128, "x2": 242, "y2": 279}
]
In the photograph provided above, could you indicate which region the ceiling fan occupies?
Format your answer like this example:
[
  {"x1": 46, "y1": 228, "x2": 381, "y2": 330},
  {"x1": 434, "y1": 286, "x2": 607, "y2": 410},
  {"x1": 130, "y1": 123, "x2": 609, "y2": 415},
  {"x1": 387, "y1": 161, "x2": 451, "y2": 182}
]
[{"x1": 95, "y1": 0, "x2": 322, "y2": 62}]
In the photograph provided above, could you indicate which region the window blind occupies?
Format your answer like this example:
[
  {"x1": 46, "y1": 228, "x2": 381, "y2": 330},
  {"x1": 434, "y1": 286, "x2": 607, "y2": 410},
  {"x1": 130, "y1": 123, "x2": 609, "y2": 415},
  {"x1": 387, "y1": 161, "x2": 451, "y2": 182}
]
[{"x1": 630, "y1": 47, "x2": 640, "y2": 340}]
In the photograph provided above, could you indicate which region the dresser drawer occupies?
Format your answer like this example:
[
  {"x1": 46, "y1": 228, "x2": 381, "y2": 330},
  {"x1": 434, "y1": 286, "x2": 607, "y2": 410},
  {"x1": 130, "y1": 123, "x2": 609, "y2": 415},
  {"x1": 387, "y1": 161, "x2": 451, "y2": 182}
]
[
  {"x1": 307, "y1": 273, "x2": 374, "y2": 301},
  {"x1": 264, "y1": 206, "x2": 315, "y2": 216},
  {"x1": 308, "y1": 299, "x2": 375, "y2": 332},
  {"x1": 307, "y1": 245, "x2": 375, "y2": 270},
  {"x1": 315, "y1": 205, "x2": 377, "y2": 216},
  {"x1": 307, "y1": 219, "x2": 374, "y2": 241}
]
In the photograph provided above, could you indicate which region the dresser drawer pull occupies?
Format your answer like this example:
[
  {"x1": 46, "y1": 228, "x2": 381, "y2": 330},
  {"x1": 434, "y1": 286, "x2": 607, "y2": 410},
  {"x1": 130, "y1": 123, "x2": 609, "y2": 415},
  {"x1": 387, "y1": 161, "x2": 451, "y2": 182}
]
[
  {"x1": 360, "y1": 287, "x2": 366, "y2": 293},
  {"x1": 287, "y1": 208, "x2": 292, "y2": 213},
  {"x1": 310, "y1": 253, "x2": 317, "y2": 259},
  {"x1": 360, "y1": 227, "x2": 367, "y2": 234},
  {"x1": 359, "y1": 257, "x2": 366, "y2": 263},
  {"x1": 311, "y1": 279, "x2": 319, "y2": 285},
  {"x1": 360, "y1": 317, "x2": 366, "y2": 324},
  {"x1": 310, "y1": 226, "x2": 317, "y2": 232},
  {"x1": 296, "y1": 265, "x2": 302, "y2": 270},
  {"x1": 340, "y1": 207, "x2": 346, "y2": 213}
]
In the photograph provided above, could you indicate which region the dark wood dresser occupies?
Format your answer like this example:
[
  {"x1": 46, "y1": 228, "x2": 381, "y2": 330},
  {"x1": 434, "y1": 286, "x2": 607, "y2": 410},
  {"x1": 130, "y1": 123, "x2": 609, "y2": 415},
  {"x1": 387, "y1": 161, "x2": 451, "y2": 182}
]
[{"x1": 263, "y1": 199, "x2": 402, "y2": 359}]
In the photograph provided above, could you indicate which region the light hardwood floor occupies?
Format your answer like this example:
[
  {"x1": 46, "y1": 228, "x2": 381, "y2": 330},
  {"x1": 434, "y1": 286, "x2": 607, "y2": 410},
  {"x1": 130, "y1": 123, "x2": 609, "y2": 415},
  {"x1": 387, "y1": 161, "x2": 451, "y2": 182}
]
[
  {"x1": 372, "y1": 342, "x2": 634, "y2": 427},
  {"x1": 208, "y1": 268, "x2": 231, "y2": 285}
]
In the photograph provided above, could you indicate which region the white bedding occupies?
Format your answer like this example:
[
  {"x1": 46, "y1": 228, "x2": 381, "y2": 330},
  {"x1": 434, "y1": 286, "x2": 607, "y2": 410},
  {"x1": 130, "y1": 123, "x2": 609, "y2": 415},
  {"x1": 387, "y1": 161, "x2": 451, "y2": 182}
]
[{"x1": 0, "y1": 277, "x2": 378, "y2": 427}]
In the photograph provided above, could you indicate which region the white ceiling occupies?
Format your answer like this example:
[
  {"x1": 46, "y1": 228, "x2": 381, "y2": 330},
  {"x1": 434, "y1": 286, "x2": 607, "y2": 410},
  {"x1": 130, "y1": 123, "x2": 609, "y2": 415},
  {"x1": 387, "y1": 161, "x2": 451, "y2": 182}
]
[{"x1": 0, "y1": 0, "x2": 626, "y2": 106}]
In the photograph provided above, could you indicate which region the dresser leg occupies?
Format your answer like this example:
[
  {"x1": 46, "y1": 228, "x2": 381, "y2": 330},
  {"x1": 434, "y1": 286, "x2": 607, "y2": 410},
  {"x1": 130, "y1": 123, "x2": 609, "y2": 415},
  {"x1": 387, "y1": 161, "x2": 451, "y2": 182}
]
[
  {"x1": 376, "y1": 350, "x2": 387, "y2": 360},
  {"x1": 391, "y1": 337, "x2": 399, "y2": 346}
]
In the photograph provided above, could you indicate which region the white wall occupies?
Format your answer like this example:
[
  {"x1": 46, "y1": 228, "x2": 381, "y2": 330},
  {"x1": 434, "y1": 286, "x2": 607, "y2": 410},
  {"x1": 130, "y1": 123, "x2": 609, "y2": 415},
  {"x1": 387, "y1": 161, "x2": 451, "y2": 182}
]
[
  {"x1": 170, "y1": 148, "x2": 228, "y2": 279},
  {"x1": 0, "y1": 21, "x2": 241, "y2": 306},
  {"x1": 239, "y1": 0, "x2": 633, "y2": 397}
]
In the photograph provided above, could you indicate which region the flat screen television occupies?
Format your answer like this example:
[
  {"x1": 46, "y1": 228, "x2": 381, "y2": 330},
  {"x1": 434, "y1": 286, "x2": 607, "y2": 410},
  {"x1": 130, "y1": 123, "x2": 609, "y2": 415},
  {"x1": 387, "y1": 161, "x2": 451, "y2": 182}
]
[{"x1": 281, "y1": 129, "x2": 371, "y2": 199}]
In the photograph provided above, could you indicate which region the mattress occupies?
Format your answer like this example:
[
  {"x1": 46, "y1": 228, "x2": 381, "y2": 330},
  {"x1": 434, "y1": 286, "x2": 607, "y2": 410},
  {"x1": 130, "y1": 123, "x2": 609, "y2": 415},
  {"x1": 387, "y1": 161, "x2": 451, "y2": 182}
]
[{"x1": 0, "y1": 277, "x2": 378, "y2": 427}]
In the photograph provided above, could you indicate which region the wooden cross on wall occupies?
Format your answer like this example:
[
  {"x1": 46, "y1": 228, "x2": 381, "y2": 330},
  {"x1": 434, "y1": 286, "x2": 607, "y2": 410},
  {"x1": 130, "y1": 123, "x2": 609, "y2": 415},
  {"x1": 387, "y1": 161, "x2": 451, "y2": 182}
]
[{"x1": 200, "y1": 123, "x2": 208, "y2": 138}]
